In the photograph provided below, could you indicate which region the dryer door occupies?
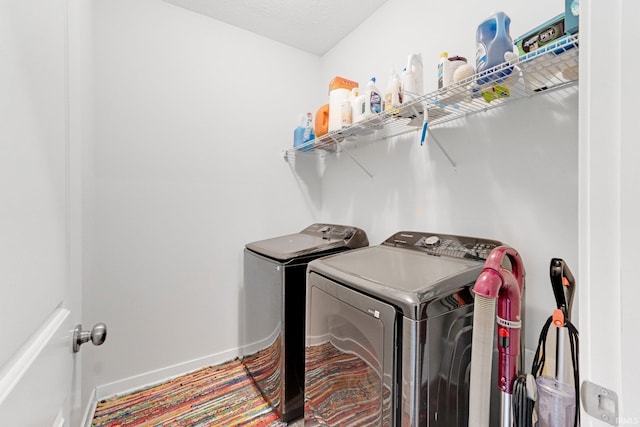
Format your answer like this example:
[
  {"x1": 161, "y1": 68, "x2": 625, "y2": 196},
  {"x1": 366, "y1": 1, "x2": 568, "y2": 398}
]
[{"x1": 305, "y1": 272, "x2": 397, "y2": 427}]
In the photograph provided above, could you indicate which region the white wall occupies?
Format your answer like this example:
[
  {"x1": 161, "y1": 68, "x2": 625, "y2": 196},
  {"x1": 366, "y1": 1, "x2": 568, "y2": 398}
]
[
  {"x1": 83, "y1": 0, "x2": 322, "y2": 397},
  {"x1": 313, "y1": 0, "x2": 577, "y2": 354}
]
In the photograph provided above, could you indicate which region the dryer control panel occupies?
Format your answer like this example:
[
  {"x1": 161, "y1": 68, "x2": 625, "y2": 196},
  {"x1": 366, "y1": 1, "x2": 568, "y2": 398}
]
[
  {"x1": 302, "y1": 223, "x2": 370, "y2": 248},
  {"x1": 382, "y1": 231, "x2": 502, "y2": 261}
]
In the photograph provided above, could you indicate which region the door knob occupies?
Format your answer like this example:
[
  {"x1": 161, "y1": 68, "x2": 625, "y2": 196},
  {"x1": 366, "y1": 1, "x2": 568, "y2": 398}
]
[{"x1": 73, "y1": 323, "x2": 107, "y2": 353}]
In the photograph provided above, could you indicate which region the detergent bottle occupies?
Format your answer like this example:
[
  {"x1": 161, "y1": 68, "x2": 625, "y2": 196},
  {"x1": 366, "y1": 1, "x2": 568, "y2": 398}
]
[
  {"x1": 367, "y1": 77, "x2": 382, "y2": 115},
  {"x1": 302, "y1": 112, "x2": 315, "y2": 144},
  {"x1": 293, "y1": 114, "x2": 308, "y2": 151},
  {"x1": 351, "y1": 87, "x2": 367, "y2": 123},
  {"x1": 401, "y1": 54, "x2": 424, "y2": 101},
  {"x1": 385, "y1": 67, "x2": 402, "y2": 111},
  {"x1": 475, "y1": 11, "x2": 513, "y2": 83},
  {"x1": 315, "y1": 104, "x2": 329, "y2": 137},
  {"x1": 328, "y1": 76, "x2": 358, "y2": 132}
]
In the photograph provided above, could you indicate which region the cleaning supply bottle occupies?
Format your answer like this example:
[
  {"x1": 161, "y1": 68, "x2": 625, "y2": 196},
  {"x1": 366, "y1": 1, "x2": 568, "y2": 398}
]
[
  {"x1": 293, "y1": 114, "x2": 306, "y2": 150},
  {"x1": 328, "y1": 76, "x2": 358, "y2": 132},
  {"x1": 303, "y1": 112, "x2": 315, "y2": 145},
  {"x1": 385, "y1": 67, "x2": 402, "y2": 111},
  {"x1": 340, "y1": 96, "x2": 352, "y2": 127},
  {"x1": 315, "y1": 104, "x2": 329, "y2": 137},
  {"x1": 438, "y1": 53, "x2": 468, "y2": 89},
  {"x1": 401, "y1": 53, "x2": 424, "y2": 101},
  {"x1": 351, "y1": 87, "x2": 367, "y2": 123},
  {"x1": 367, "y1": 77, "x2": 382, "y2": 115},
  {"x1": 475, "y1": 11, "x2": 513, "y2": 83},
  {"x1": 437, "y1": 52, "x2": 448, "y2": 89}
]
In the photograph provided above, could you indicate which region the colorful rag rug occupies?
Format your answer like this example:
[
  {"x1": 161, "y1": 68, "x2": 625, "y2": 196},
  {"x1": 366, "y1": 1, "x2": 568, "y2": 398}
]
[
  {"x1": 241, "y1": 335, "x2": 282, "y2": 411},
  {"x1": 305, "y1": 342, "x2": 391, "y2": 427},
  {"x1": 92, "y1": 360, "x2": 286, "y2": 427}
]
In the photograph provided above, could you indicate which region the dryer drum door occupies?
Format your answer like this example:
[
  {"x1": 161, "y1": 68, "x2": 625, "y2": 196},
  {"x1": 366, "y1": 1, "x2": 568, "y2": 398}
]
[{"x1": 305, "y1": 272, "x2": 397, "y2": 427}]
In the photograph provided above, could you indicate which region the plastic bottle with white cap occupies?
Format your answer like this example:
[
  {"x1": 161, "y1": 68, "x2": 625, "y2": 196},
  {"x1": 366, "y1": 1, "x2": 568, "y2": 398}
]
[
  {"x1": 385, "y1": 67, "x2": 402, "y2": 111},
  {"x1": 368, "y1": 77, "x2": 382, "y2": 115},
  {"x1": 351, "y1": 87, "x2": 367, "y2": 123},
  {"x1": 401, "y1": 54, "x2": 424, "y2": 101}
]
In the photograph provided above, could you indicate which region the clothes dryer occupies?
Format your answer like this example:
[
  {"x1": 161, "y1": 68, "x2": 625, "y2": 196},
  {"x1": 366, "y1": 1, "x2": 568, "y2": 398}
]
[
  {"x1": 243, "y1": 223, "x2": 368, "y2": 421},
  {"x1": 304, "y1": 231, "x2": 503, "y2": 426}
]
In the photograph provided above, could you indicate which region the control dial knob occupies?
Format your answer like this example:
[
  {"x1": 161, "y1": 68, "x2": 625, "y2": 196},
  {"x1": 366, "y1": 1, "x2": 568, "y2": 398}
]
[{"x1": 424, "y1": 235, "x2": 441, "y2": 246}]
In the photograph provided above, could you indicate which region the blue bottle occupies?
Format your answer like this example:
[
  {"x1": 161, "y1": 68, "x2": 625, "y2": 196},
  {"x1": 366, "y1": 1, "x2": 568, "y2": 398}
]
[
  {"x1": 476, "y1": 11, "x2": 513, "y2": 84},
  {"x1": 293, "y1": 114, "x2": 307, "y2": 151}
]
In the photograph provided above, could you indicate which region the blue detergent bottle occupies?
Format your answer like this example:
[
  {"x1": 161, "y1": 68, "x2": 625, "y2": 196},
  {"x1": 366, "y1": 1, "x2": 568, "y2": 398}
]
[
  {"x1": 293, "y1": 114, "x2": 307, "y2": 151},
  {"x1": 476, "y1": 11, "x2": 513, "y2": 84}
]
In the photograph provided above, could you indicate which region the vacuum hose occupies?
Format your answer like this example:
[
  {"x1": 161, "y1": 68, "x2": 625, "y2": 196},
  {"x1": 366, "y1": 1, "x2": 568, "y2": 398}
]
[{"x1": 468, "y1": 295, "x2": 497, "y2": 427}]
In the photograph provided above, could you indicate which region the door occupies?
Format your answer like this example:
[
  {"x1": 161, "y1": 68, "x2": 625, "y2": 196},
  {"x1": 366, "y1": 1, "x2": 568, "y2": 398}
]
[
  {"x1": 305, "y1": 272, "x2": 396, "y2": 426},
  {"x1": 0, "y1": 0, "x2": 81, "y2": 425}
]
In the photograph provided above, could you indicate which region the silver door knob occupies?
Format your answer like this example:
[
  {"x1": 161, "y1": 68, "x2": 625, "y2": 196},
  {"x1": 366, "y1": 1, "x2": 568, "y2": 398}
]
[{"x1": 73, "y1": 323, "x2": 107, "y2": 353}]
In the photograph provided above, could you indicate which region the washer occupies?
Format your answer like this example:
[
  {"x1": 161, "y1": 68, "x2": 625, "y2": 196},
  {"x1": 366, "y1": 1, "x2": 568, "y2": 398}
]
[
  {"x1": 242, "y1": 223, "x2": 368, "y2": 421},
  {"x1": 304, "y1": 231, "x2": 502, "y2": 426}
]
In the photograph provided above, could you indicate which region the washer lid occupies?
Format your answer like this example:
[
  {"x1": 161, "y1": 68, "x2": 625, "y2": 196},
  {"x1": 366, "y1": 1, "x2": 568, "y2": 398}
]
[
  {"x1": 245, "y1": 223, "x2": 368, "y2": 262},
  {"x1": 308, "y1": 245, "x2": 484, "y2": 319}
]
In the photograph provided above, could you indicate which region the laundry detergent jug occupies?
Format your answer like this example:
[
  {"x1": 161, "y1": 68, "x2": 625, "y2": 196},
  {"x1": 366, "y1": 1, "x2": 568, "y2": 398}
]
[
  {"x1": 401, "y1": 53, "x2": 423, "y2": 101},
  {"x1": 475, "y1": 11, "x2": 513, "y2": 84},
  {"x1": 328, "y1": 76, "x2": 358, "y2": 132},
  {"x1": 315, "y1": 104, "x2": 329, "y2": 137}
]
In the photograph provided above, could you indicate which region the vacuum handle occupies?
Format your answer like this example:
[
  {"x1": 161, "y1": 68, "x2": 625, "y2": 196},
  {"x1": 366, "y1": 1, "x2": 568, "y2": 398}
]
[
  {"x1": 550, "y1": 258, "x2": 576, "y2": 321},
  {"x1": 483, "y1": 246, "x2": 526, "y2": 290}
]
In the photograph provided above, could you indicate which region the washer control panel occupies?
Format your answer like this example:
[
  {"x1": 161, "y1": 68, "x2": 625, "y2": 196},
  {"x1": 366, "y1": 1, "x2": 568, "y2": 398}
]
[{"x1": 382, "y1": 231, "x2": 502, "y2": 261}]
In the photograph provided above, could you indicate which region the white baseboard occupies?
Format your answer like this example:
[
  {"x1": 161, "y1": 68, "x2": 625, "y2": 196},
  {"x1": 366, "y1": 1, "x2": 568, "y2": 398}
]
[
  {"x1": 91, "y1": 347, "x2": 241, "y2": 403},
  {"x1": 242, "y1": 325, "x2": 281, "y2": 357},
  {"x1": 81, "y1": 388, "x2": 97, "y2": 427}
]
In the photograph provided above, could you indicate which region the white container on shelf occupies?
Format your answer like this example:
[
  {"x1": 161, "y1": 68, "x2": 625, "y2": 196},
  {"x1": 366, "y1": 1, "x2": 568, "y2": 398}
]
[
  {"x1": 351, "y1": 87, "x2": 367, "y2": 123},
  {"x1": 366, "y1": 77, "x2": 382, "y2": 115},
  {"x1": 402, "y1": 53, "x2": 424, "y2": 101},
  {"x1": 328, "y1": 76, "x2": 358, "y2": 132},
  {"x1": 385, "y1": 67, "x2": 402, "y2": 110},
  {"x1": 438, "y1": 53, "x2": 467, "y2": 89}
]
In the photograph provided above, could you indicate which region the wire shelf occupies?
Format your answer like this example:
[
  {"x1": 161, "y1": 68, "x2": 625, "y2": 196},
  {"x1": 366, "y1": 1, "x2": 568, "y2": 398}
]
[{"x1": 283, "y1": 34, "x2": 579, "y2": 160}]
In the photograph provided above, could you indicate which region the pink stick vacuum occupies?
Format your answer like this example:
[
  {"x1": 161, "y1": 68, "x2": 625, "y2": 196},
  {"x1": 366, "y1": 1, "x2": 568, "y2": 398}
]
[{"x1": 468, "y1": 246, "x2": 526, "y2": 427}]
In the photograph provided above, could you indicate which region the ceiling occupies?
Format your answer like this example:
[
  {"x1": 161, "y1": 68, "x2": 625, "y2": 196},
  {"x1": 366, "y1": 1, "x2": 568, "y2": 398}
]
[{"x1": 162, "y1": 0, "x2": 389, "y2": 56}]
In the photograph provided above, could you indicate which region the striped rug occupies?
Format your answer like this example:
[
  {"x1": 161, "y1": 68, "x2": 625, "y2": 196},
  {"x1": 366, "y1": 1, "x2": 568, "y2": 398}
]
[
  {"x1": 305, "y1": 342, "x2": 391, "y2": 427},
  {"x1": 92, "y1": 360, "x2": 286, "y2": 427}
]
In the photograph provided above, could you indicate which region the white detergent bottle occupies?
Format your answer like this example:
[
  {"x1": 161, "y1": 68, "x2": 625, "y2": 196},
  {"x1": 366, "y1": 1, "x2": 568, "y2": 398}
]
[
  {"x1": 385, "y1": 67, "x2": 402, "y2": 111},
  {"x1": 351, "y1": 87, "x2": 367, "y2": 123},
  {"x1": 367, "y1": 77, "x2": 382, "y2": 115},
  {"x1": 402, "y1": 53, "x2": 424, "y2": 101}
]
